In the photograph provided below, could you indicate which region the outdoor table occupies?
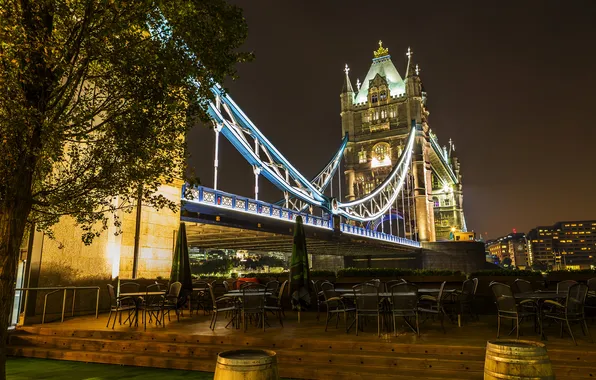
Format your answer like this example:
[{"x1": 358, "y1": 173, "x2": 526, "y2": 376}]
[
  {"x1": 120, "y1": 291, "x2": 166, "y2": 326},
  {"x1": 514, "y1": 291, "x2": 564, "y2": 340},
  {"x1": 224, "y1": 291, "x2": 271, "y2": 297}
]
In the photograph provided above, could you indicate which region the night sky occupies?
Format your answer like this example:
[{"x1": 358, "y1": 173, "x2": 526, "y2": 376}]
[{"x1": 187, "y1": 0, "x2": 596, "y2": 239}]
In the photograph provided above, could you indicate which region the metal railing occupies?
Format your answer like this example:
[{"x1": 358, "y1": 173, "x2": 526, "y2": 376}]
[{"x1": 14, "y1": 286, "x2": 101, "y2": 325}]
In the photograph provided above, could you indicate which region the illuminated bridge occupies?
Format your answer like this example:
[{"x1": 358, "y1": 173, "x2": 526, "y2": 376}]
[{"x1": 182, "y1": 44, "x2": 470, "y2": 258}]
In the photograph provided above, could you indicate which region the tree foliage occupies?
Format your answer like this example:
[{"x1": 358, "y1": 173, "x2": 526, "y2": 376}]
[{"x1": 0, "y1": 1, "x2": 251, "y2": 378}]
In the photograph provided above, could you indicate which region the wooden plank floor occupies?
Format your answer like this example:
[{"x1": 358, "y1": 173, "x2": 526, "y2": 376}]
[{"x1": 7, "y1": 310, "x2": 596, "y2": 379}]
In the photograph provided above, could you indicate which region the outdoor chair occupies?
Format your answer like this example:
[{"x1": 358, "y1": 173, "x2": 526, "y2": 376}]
[
  {"x1": 241, "y1": 283, "x2": 267, "y2": 332},
  {"x1": 514, "y1": 279, "x2": 534, "y2": 294},
  {"x1": 450, "y1": 278, "x2": 477, "y2": 324},
  {"x1": 557, "y1": 280, "x2": 578, "y2": 294},
  {"x1": 311, "y1": 280, "x2": 325, "y2": 320},
  {"x1": 418, "y1": 281, "x2": 448, "y2": 333},
  {"x1": 222, "y1": 281, "x2": 230, "y2": 292},
  {"x1": 139, "y1": 283, "x2": 166, "y2": 330},
  {"x1": 321, "y1": 281, "x2": 354, "y2": 332},
  {"x1": 389, "y1": 282, "x2": 419, "y2": 336},
  {"x1": 265, "y1": 280, "x2": 280, "y2": 307},
  {"x1": 208, "y1": 283, "x2": 240, "y2": 330},
  {"x1": 585, "y1": 277, "x2": 596, "y2": 320},
  {"x1": 119, "y1": 282, "x2": 140, "y2": 296},
  {"x1": 191, "y1": 280, "x2": 211, "y2": 315},
  {"x1": 369, "y1": 279, "x2": 382, "y2": 289},
  {"x1": 106, "y1": 284, "x2": 136, "y2": 329},
  {"x1": 385, "y1": 279, "x2": 406, "y2": 292},
  {"x1": 163, "y1": 281, "x2": 182, "y2": 322},
  {"x1": 353, "y1": 283, "x2": 383, "y2": 336},
  {"x1": 543, "y1": 283, "x2": 592, "y2": 345},
  {"x1": 265, "y1": 279, "x2": 287, "y2": 327},
  {"x1": 490, "y1": 281, "x2": 537, "y2": 339}
]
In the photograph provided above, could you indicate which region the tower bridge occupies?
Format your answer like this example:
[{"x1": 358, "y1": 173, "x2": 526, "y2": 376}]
[{"x1": 186, "y1": 41, "x2": 467, "y2": 254}]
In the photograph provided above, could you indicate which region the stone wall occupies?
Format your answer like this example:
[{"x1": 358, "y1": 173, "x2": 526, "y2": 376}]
[
  {"x1": 118, "y1": 180, "x2": 183, "y2": 279},
  {"x1": 420, "y1": 241, "x2": 486, "y2": 273}
]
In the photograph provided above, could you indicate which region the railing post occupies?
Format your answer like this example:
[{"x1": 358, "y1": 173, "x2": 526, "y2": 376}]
[
  {"x1": 96, "y1": 287, "x2": 100, "y2": 319},
  {"x1": 61, "y1": 288, "x2": 67, "y2": 323},
  {"x1": 72, "y1": 288, "x2": 76, "y2": 317}
]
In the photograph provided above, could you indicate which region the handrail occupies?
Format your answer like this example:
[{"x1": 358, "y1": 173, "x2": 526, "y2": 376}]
[{"x1": 15, "y1": 286, "x2": 101, "y2": 325}]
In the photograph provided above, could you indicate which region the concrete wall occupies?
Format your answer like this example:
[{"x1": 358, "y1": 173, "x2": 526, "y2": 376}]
[
  {"x1": 420, "y1": 241, "x2": 486, "y2": 273},
  {"x1": 311, "y1": 254, "x2": 344, "y2": 271}
]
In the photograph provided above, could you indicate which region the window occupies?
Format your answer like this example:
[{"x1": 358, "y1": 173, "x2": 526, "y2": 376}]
[
  {"x1": 443, "y1": 198, "x2": 451, "y2": 207},
  {"x1": 380, "y1": 91, "x2": 387, "y2": 101},
  {"x1": 371, "y1": 94, "x2": 378, "y2": 103},
  {"x1": 358, "y1": 150, "x2": 367, "y2": 164},
  {"x1": 381, "y1": 109, "x2": 386, "y2": 119},
  {"x1": 371, "y1": 142, "x2": 391, "y2": 168},
  {"x1": 432, "y1": 197, "x2": 439, "y2": 207}
]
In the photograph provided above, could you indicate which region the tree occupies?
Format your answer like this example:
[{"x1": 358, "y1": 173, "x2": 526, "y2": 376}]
[{"x1": 0, "y1": 1, "x2": 251, "y2": 377}]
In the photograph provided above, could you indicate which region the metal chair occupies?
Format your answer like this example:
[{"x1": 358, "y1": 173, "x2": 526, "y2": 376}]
[
  {"x1": 191, "y1": 280, "x2": 210, "y2": 315},
  {"x1": 389, "y1": 282, "x2": 419, "y2": 336},
  {"x1": 321, "y1": 281, "x2": 354, "y2": 332},
  {"x1": 139, "y1": 283, "x2": 166, "y2": 330},
  {"x1": 265, "y1": 280, "x2": 280, "y2": 307},
  {"x1": 265, "y1": 280, "x2": 287, "y2": 327},
  {"x1": 543, "y1": 283, "x2": 592, "y2": 345},
  {"x1": 311, "y1": 280, "x2": 325, "y2": 320},
  {"x1": 585, "y1": 277, "x2": 596, "y2": 320},
  {"x1": 490, "y1": 282, "x2": 537, "y2": 339},
  {"x1": 353, "y1": 283, "x2": 382, "y2": 336},
  {"x1": 418, "y1": 281, "x2": 447, "y2": 333},
  {"x1": 163, "y1": 281, "x2": 182, "y2": 322},
  {"x1": 453, "y1": 278, "x2": 477, "y2": 324},
  {"x1": 385, "y1": 279, "x2": 406, "y2": 292},
  {"x1": 241, "y1": 283, "x2": 267, "y2": 332},
  {"x1": 106, "y1": 284, "x2": 136, "y2": 329},
  {"x1": 514, "y1": 279, "x2": 534, "y2": 294},
  {"x1": 118, "y1": 282, "x2": 140, "y2": 295},
  {"x1": 557, "y1": 280, "x2": 578, "y2": 294},
  {"x1": 208, "y1": 284, "x2": 239, "y2": 330}
]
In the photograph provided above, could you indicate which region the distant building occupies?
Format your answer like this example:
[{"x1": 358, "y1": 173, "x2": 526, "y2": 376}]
[
  {"x1": 485, "y1": 233, "x2": 528, "y2": 269},
  {"x1": 527, "y1": 221, "x2": 596, "y2": 270}
]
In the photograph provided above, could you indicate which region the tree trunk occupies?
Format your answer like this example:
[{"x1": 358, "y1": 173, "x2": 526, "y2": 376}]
[{"x1": 0, "y1": 201, "x2": 32, "y2": 380}]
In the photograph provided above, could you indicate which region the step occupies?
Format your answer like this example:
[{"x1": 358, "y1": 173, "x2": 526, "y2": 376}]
[{"x1": 6, "y1": 346, "x2": 484, "y2": 380}]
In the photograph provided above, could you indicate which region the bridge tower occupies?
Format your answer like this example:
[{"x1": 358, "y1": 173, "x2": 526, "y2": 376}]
[{"x1": 340, "y1": 41, "x2": 465, "y2": 242}]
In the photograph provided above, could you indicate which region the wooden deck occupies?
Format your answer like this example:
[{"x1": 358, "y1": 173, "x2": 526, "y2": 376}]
[{"x1": 7, "y1": 310, "x2": 596, "y2": 379}]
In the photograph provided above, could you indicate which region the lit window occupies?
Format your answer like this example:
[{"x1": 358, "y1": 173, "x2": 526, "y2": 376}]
[
  {"x1": 380, "y1": 91, "x2": 387, "y2": 100},
  {"x1": 371, "y1": 143, "x2": 391, "y2": 168},
  {"x1": 358, "y1": 150, "x2": 367, "y2": 164}
]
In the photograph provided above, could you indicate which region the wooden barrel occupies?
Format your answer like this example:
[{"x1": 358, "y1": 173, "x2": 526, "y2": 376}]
[
  {"x1": 214, "y1": 349, "x2": 279, "y2": 380},
  {"x1": 484, "y1": 340, "x2": 555, "y2": 379}
]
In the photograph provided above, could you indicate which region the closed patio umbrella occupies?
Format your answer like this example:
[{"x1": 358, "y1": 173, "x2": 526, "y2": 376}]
[
  {"x1": 289, "y1": 215, "x2": 311, "y2": 322},
  {"x1": 170, "y1": 222, "x2": 193, "y2": 306}
]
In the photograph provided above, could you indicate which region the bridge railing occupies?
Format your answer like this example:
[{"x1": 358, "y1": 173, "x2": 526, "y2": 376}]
[
  {"x1": 340, "y1": 223, "x2": 421, "y2": 248},
  {"x1": 183, "y1": 185, "x2": 332, "y2": 229}
]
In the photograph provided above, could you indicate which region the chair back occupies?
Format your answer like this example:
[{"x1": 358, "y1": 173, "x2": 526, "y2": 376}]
[
  {"x1": 587, "y1": 277, "x2": 596, "y2": 292},
  {"x1": 231, "y1": 280, "x2": 237, "y2": 290},
  {"x1": 168, "y1": 281, "x2": 182, "y2": 298},
  {"x1": 459, "y1": 279, "x2": 475, "y2": 302},
  {"x1": 557, "y1": 280, "x2": 578, "y2": 294},
  {"x1": 311, "y1": 279, "x2": 320, "y2": 294},
  {"x1": 145, "y1": 283, "x2": 165, "y2": 307},
  {"x1": 265, "y1": 280, "x2": 280, "y2": 296},
  {"x1": 119, "y1": 282, "x2": 140, "y2": 295},
  {"x1": 353, "y1": 283, "x2": 379, "y2": 312},
  {"x1": 565, "y1": 283, "x2": 588, "y2": 316},
  {"x1": 514, "y1": 279, "x2": 533, "y2": 293},
  {"x1": 471, "y1": 277, "x2": 479, "y2": 294},
  {"x1": 389, "y1": 282, "x2": 418, "y2": 312},
  {"x1": 385, "y1": 279, "x2": 406, "y2": 292},
  {"x1": 434, "y1": 281, "x2": 447, "y2": 306},
  {"x1": 222, "y1": 281, "x2": 230, "y2": 292},
  {"x1": 207, "y1": 283, "x2": 218, "y2": 310},
  {"x1": 277, "y1": 280, "x2": 288, "y2": 307},
  {"x1": 490, "y1": 282, "x2": 517, "y2": 314},
  {"x1": 320, "y1": 281, "x2": 341, "y2": 307},
  {"x1": 369, "y1": 279, "x2": 381, "y2": 289},
  {"x1": 242, "y1": 283, "x2": 266, "y2": 312},
  {"x1": 107, "y1": 284, "x2": 118, "y2": 307}
]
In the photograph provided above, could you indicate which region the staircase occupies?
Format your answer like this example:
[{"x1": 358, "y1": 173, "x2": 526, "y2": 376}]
[{"x1": 7, "y1": 326, "x2": 596, "y2": 379}]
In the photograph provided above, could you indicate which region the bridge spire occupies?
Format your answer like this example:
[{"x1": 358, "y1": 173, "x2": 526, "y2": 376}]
[
  {"x1": 405, "y1": 46, "x2": 417, "y2": 78},
  {"x1": 342, "y1": 63, "x2": 354, "y2": 93}
]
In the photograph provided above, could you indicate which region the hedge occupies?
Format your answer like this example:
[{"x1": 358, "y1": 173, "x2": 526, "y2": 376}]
[
  {"x1": 336, "y1": 268, "x2": 462, "y2": 278},
  {"x1": 469, "y1": 270, "x2": 542, "y2": 277}
]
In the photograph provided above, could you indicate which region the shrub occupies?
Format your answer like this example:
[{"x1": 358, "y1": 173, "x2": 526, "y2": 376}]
[
  {"x1": 310, "y1": 270, "x2": 336, "y2": 277},
  {"x1": 469, "y1": 269, "x2": 541, "y2": 277},
  {"x1": 336, "y1": 268, "x2": 462, "y2": 278},
  {"x1": 548, "y1": 269, "x2": 596, "y2": 274}
]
